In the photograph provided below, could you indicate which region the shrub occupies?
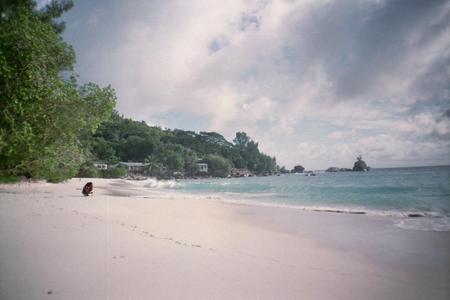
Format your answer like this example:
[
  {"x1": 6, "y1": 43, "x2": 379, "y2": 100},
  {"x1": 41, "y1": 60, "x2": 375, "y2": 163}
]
[
  {"x1": 203, "y1": 154, "x2": 232, "y2": 177},
  {"x1": 78, "y1": 162, "x2": 100, "y2": 178},
  {"x1": 101, "y1": 167, "x2": 127, "y2": 178}
]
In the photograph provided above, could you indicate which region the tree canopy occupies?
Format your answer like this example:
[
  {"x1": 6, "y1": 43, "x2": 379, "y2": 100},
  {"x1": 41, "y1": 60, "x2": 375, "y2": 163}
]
[
  {"x1": 85, "y1": 113, "x2": 279, "y2": 177},
  {"x1": 0, "y1": 0, "x2": 116, "y2": 182}
]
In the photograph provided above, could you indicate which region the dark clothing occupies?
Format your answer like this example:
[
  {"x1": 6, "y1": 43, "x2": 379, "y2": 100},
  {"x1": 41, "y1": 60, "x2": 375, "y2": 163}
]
[{"x1": 82, "y1": 182, "x2": 93, "y2": 196}]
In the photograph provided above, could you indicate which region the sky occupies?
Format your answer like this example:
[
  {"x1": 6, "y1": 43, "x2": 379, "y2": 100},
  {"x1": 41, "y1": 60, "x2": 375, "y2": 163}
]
[{"x1": 46, "y1": 0, "x2": 450, "y2": 169}]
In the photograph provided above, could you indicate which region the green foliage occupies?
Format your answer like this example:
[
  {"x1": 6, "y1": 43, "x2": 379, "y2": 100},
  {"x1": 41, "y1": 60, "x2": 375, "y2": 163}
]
[
  {"x1": 101, "y1": 166, "x2": 127, "y2": 178},
  {"x1": 38, "y1": 0, "x2": 74, "y2": 33},
  {"x1": 0, "y1": 2, "x2": 116, "y2": 182},
  {"x1": 233, "y1": 132, "x2": 250, "y2": 147},
  {"x1": 203, "y1": 154, "x2": 232, "y2": 177},
  {"x1": 153, "y1": 143, "x2": 185, "y2": 172},
  {"x1": 0, "y1": 174, "x2": 21, "y2": 183},
  {"x1": 78, "y1": 162, "x2": 100, "y2": 178},
  {"x1": 144, "y1": 156, "x2": 164, "y2": 177},
  {"x1": 87, "y1": 112, "x2": 279, "y2": 177}
]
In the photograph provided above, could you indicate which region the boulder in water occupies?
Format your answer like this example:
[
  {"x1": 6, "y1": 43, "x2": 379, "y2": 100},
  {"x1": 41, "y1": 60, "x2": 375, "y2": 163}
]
[
  {"x1": 352, "y1": 156, "x2": 369, "y2": 171},
  {"x1": 292, "y1": 165, "x2": 305, "y2": 173}
]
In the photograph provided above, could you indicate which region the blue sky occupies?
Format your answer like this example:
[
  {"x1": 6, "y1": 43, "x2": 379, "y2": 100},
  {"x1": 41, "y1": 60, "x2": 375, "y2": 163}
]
[{"x1": 45, "y1": 0, "x2": 450, "y2": 169}]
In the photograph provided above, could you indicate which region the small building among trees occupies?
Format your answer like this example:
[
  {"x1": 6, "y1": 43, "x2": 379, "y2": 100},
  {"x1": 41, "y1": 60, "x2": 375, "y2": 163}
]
[
  {"x1": 196, "y1": 163, "x2": 208, "y2": 173},
  {"x1": 119, "y1": 162, "x2": 150, "y2": 176},
  {"x1": 93, "y1": 162, "x2": 108, "y2": 170}
]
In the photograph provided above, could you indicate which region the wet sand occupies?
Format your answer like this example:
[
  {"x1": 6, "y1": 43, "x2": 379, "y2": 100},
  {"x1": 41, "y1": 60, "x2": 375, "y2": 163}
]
[{"x1": 0, "y1": 178, "x2": 449, "y2": 299}]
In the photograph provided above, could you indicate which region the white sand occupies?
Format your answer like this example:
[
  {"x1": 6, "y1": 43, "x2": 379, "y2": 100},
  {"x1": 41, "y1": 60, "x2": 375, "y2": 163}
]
[{"x1": 0, "y1": 178, "x2": 449, "y2": 299}]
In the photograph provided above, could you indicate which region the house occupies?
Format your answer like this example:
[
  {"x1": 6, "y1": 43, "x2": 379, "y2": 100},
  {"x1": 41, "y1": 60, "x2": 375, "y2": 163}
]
[
  {"x1": 196, "y1": 163, "x2": 208, "y2": 173},
  {"x1": 93, "y1": 161, "x2": 108, "y2": 170},
  {"x1": 119, "y1": 162, "x2": 150, "y2": 175}
]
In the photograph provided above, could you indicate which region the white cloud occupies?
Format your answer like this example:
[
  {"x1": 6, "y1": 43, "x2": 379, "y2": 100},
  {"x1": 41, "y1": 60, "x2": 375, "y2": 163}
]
[
  {"x1": 64, "y1": 0, "x2": 450, "y2": 168},
  {"x1": 328, "y1": 131, "x2": 352, "y2": 140}
]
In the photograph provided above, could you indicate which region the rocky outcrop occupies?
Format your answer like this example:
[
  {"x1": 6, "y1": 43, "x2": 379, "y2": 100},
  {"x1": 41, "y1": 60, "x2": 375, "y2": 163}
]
[
  {"x1": 352, "y1": 156, "x2": 370, "y2": 171},
  {"x1": 292, "y1": 165, "x2": 305, "y2": 173}
]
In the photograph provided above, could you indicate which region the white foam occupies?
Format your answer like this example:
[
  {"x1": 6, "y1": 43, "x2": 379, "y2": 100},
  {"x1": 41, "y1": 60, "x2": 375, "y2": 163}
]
[
  {"x1": 116, "y1": 178, "x2": 180, "y2": 189},
  {"x1": 191, "y1": 193, "x2": 450, "y2": 232},
  {"x1": 394, "y1": 217, "x2": 450, "y2": 232},
  {"x1": 143, "y1": 178, "x2": 179, "y2": 189}
]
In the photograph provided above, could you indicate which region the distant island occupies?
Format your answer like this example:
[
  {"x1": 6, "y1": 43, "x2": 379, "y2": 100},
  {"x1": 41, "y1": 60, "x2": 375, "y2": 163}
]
[
  {"x1": 326, "y1": 155, "x2": 370, "y2": 172},
  {"x1": 352, "y1": 155, "x2": 370, "y2": 171}
]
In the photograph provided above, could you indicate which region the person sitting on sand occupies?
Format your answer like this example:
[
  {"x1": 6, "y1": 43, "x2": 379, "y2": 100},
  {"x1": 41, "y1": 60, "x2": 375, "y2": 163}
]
[{"x1": 82, "y1": 182, "x2": 93, "y2": 196}]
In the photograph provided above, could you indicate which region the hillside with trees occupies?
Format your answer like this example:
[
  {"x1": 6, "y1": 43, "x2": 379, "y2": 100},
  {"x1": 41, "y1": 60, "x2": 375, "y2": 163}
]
[{"x1": 84, "y1": 112, "x2": 279, "y2": 178}]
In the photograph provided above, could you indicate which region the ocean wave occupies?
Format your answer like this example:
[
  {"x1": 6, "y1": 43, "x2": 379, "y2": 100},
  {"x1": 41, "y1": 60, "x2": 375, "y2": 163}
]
[
  {"x1": 394, "y1": 217, "x2": 450, "y2": 232},
  {"x1": 221, "y1": 197, "x2": 445, "y2": 217},
  {"x1": 197, "y1": 194, "x2": 449, "y2": 230},
  {"x1": 144, "y1": 178, "x2": 179, "y2": 189},
  {"x1": 118, "y1": 178, "x2": 180, "y2": 189}
]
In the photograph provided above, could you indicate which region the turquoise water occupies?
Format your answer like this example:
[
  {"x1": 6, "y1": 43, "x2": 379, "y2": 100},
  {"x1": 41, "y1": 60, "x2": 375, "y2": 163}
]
[{"x1": 178, "y1": 166, "x2": 450, "y2": 223}]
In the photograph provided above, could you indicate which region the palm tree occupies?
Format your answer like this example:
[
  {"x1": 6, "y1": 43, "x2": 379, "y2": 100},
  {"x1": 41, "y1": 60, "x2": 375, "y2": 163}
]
[{"x1": 144, "y1": 155, "x2": 163, "y2": 177}]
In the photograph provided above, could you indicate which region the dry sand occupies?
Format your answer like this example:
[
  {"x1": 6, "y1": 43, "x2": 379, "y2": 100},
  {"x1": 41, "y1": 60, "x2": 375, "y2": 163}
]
[{"x1": 0, "y1": 178, "x2": 449, "y2": 299}]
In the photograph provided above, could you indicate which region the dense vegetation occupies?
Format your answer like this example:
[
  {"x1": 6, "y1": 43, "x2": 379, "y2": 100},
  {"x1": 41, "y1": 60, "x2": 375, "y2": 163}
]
[
  {"x1": 0, "y1": 0, "x2": 279, "y2": 182},
  {"x1": 85, "y1": 112, "x2": 279, "y2": 177},
  {"x1": 0, "y1": 1, "x2": 116, "y2": 182}
]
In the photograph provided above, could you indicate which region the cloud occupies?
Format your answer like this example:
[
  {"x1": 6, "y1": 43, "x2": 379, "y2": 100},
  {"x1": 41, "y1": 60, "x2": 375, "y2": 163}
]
[
  {"x1": 328, "y1": 131, "x2": 353, "y2": 140},
  {"x1": 62, "y1": 0, "x2": 450, "y2": 168}
]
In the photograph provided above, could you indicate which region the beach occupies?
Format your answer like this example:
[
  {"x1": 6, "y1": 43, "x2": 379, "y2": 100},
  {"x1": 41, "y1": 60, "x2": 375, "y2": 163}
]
[{"x1": 0, "y1": 178, "x2": 449, "y2": 299}]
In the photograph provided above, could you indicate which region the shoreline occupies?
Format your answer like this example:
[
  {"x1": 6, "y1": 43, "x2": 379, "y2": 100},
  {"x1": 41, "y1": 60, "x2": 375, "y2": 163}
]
[{"x1": 1, "y1": 178, "x2": 449, "y2": 299}]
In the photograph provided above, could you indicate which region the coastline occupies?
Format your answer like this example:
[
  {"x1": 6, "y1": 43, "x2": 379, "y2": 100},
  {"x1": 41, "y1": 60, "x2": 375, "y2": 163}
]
[{"x1": 1, "y1": 178, "x2": 449, "y2": 299}]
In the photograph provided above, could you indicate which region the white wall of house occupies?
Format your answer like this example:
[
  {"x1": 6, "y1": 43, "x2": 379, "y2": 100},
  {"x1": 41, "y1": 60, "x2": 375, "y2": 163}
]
[
  {"x1": 94, "y1": 163, "x2": 108, "y2": 170},
  {"x1": 197, "y1": 163, "x2": 208, "y2": 173}
]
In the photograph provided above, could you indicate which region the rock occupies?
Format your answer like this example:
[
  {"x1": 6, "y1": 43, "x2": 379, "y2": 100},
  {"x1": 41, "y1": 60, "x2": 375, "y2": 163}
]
[
  {"x1": 408, "y1": 213, "x2": 424, "y2": 218},
  {"x1": 352, "y1": 156, "x2": 369, "y2": 171},
  {"x1": 292, "y1": 165, "x2": 305, "y2": 173}
]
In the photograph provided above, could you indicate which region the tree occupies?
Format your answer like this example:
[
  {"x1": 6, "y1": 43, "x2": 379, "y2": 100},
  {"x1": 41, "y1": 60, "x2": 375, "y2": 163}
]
[
  {"x1": 153, "y1": 143, "x2": 185, "y2": 172},
  {"x1": 233, "y1": 132, "x2": 250, "y2": 147},
  {"x1": 0, "y1": 0, "x2": 74, "y2": 33},
  {"x1": 0, "y1": 2, "x2": 115, "y2": 181},
  {"x1": 144, "y1": 155, "x2": 164, "y2": 177},
  {"x1": 182, "y1": 148, "x2": 198, "y2": 176},
  {"x1": 204, "y1": 154, "x2": 232, "y2": 177}
]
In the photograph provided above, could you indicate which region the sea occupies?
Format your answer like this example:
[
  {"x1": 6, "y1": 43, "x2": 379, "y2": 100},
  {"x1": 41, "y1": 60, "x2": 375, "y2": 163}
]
[{"x1": 172, "y1": 166, "x2": 450, "y2": 231}]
